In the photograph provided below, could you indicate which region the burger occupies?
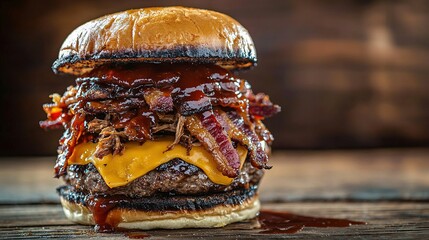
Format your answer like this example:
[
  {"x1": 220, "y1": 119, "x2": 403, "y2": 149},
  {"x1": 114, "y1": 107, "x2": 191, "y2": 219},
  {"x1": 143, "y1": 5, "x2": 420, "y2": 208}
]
[{"x1": 40, "y1": 7, "x2": 280, "y2": 232}]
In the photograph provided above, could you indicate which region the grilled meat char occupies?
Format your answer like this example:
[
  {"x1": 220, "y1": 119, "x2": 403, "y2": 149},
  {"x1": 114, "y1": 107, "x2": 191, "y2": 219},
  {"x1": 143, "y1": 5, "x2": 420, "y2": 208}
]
[{"x1": 65, "y1": 161, "x2": 264, "y2": 197}]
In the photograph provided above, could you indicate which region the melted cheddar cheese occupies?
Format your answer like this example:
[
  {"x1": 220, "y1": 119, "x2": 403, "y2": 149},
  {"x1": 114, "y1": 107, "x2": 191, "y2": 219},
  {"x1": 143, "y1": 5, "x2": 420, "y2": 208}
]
[{"x1": 68, "y1": 139, "x2": 247, "y2": 188}]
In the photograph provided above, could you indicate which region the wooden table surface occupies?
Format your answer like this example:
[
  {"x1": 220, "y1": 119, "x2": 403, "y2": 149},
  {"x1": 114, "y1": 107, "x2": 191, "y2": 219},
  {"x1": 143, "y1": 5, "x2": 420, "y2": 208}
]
[{"x1": 1, "y1": 148, "x2": 428, "y2": 239}]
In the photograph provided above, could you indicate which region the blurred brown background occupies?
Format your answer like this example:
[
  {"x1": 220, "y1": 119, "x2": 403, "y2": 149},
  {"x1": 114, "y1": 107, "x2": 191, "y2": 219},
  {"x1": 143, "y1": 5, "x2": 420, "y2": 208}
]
[{"x1": 1, "y1": 0, "x2": 428, "y2": 156}]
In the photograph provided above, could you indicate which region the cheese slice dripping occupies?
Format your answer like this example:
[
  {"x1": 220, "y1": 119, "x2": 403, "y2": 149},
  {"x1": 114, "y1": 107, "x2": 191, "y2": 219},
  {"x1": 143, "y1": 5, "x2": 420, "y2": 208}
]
[{"x1": 68, "y1": 139, "x2": 248, "y2": 188}]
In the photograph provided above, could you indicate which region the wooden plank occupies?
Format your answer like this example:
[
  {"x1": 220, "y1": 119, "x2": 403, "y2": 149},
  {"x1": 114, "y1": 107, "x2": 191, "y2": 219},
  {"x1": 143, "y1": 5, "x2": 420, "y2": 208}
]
[
  {"x1": 0, "y1": 158, "x2": 59, "y2": 204},
  {"x1": 0, "y1": 202, "x2": 428, "y2": 239},
  {"x1": 259, "y1": 148, "x2": 429, "y2": 202},
  {"x1": 1, "y1": 149, "x2": 429, "y2": 204}
]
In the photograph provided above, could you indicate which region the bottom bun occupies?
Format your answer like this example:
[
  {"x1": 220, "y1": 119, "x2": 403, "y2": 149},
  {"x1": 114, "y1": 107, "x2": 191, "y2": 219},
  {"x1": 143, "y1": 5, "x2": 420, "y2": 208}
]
[{"x1": 59, "y1": 187, "x2": 260, "y2": 230}]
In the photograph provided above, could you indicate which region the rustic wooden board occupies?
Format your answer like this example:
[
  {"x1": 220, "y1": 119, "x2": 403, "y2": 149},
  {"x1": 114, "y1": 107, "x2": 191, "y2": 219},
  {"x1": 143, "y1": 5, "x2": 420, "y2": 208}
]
[
  {"x1": 1, "y1": 149, "x2": 428, "y2": 238},
  {"x1": 260, "y1": 148, "x2": 429, "y2": 202},
  {"x1": 0, "y1": 202, "x2": 428, "y2": 239},
  {"x1": 1, "y1": 149, "x2": 428, "y2": 204}
]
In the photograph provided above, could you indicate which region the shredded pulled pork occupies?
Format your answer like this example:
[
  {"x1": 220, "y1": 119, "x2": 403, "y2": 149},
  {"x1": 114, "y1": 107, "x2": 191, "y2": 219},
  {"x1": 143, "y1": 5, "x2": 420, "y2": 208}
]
[
  {"x1": 87, "y1": 119, "x2": 125, "y2": 158},
  {"x1": 40, "y1": 63, "x2": 280, "y2": 178}
]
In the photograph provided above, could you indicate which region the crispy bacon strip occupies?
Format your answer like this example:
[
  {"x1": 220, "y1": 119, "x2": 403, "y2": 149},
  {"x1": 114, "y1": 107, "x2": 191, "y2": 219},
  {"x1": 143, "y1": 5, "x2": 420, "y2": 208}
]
[
  {"x1": 248, "y1": 92, "x2": 281, "y2": 119},
  {"x1": 185, "y1": 110, "x2": 240, "y2": 178},
  {"x1": 40, "y1": 89, "x2": 77, "y2": 130},
  {"x1": 143, "y1": 88, "x2": 174, "y2": 113},
  {"x1": 54, "y1": 112, "x2": 85, "y2": 177},
  {"x1": 254, "y1": 120, "x2": 274, "y2": 145},
  {"x1": 39, "y1": 118, "x2": 63, "y2": 130},
  {"x1": 215, "y1": 109, "x2": 271, "y2": 169}
]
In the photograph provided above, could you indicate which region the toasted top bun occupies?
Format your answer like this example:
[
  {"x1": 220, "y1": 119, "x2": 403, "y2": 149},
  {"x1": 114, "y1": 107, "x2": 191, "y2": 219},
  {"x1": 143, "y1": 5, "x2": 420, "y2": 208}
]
[{"x1": 53, "y1": 7, "x2": 257, "y2": 75}]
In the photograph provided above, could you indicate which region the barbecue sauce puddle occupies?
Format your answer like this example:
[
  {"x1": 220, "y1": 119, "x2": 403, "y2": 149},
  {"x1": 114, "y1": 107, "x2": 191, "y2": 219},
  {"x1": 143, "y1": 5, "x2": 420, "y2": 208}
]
[
  {"x1": 123, "y1": 232, "x2": 151, "y2": 239},
  {"x1": 257, "y1": 209, "x2": 366, "y2": 234},
  {"x1": 88, "y1": 195, "x2": 365, "y2": 236}
]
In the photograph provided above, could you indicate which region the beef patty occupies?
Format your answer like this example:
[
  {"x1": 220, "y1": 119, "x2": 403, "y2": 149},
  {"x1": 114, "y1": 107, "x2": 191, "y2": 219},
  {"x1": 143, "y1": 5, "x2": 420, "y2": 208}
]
[{"x1": 64, "y1": 159, "x2": 264, "y2": 197}]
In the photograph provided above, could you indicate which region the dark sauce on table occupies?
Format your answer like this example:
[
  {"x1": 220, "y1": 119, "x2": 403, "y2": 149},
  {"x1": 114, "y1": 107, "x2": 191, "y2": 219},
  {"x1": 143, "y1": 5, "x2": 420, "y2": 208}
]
[
  {"x1": 124, "y1": 232, "x2": 151, "y2": 239},
  {"x1": 88, "y1": 193, "x2": 366, "y2": 235},
  {"x1": 258, "y1": 209, "x2": 366, "y2": 234}
]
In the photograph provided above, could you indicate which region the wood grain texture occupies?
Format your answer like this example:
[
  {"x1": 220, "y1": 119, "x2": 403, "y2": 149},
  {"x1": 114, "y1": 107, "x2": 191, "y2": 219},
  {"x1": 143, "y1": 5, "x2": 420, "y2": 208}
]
[
  {"x1": 0, "y1": 203, "x2": 428, "y2": 239},
  {"x1": 259, "y1": 148, "x2": 429, "y2": 202},
  {"x1": 0, "y1": 149, "x2": 428, "y2": 238},
  {"x1": 1, "y1": 149, "x2": 428, "y2": 204}
]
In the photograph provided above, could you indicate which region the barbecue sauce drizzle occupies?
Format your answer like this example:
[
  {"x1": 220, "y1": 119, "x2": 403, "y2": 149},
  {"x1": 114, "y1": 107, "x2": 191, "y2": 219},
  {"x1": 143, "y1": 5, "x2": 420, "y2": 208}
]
[
  {"x1": 51, "y1": 63, "x2": 251, "y2": 177},
  {"x1": 85, "y1": 194, "x2": 366, "y2": 234},
  {"x1": 87, "y1": 196, "x2": 127, "y2": 232},
  {"x1": 83, "y1": 63, "x2": 248, "y2": 117}
]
